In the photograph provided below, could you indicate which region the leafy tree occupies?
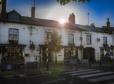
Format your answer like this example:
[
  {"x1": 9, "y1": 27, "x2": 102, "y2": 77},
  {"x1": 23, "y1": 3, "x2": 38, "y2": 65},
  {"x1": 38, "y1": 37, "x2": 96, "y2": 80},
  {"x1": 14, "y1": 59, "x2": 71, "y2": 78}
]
[
  {"x1": 57, "y1": 0, "x2": 90, "y2": 5},
  {"x1": 47, "y1": 31, "x2": 61, "y2": 63}
]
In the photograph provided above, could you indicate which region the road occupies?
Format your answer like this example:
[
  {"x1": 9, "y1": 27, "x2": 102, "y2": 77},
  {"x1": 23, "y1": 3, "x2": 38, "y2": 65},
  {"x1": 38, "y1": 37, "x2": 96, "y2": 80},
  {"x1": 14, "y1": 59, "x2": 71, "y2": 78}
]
[
  {"x1": 0, "y1": 64, "x2": 114, "y2": 84},
  {"x1": 63, "y1": 68, "x2": 114, "y2": 84}
]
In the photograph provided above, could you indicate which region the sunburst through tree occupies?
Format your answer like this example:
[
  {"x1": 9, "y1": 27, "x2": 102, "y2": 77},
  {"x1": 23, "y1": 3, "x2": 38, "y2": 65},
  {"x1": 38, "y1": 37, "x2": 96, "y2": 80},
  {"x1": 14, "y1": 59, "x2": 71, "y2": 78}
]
[{"x1": 57, "y1": 0, "x2": 90, "y2": 5}]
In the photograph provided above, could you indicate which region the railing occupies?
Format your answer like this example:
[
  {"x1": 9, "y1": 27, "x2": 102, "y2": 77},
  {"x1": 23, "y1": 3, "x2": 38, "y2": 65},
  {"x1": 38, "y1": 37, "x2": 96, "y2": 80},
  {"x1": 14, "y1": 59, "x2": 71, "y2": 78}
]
[{"x1": 9, "y1": 40, "x2": 18, "y2": 45}]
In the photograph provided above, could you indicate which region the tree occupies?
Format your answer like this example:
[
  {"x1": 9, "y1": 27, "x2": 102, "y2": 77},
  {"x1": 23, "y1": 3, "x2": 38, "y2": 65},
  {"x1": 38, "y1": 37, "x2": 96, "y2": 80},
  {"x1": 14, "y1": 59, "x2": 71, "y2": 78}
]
[
  {"x1": 57, "y1": 0, "x2": 90, "y2": 5},
  {"x1": 47, "y1": 31, "x2": 61, "y2": 63}
]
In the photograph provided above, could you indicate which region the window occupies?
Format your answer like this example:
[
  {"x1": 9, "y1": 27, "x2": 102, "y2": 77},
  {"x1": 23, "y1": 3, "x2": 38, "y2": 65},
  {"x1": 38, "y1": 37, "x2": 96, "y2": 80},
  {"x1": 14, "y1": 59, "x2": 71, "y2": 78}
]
[
  {"x1": 103, "y1": 37, "x2": 107, "y2": 44},
  {"x1": 8, "y1": 28, "x2": 19, "y2": 41},
  {"x1": 112, "y1": 32, "x2": 114, "y2": 44},
  {"x1": 46, "y1": 31, "x2": 52, "y2": 42},
  {"x1": 86, "y1": 34, "x2": 91, "y2": 45},
  {"x1": 68, "y1": 34, "x2": 74, "y2": 45}
]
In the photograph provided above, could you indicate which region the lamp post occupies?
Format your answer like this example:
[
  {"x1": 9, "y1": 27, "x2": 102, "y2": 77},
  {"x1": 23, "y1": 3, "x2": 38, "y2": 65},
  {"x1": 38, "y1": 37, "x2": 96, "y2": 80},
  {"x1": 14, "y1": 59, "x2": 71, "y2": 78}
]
[
  {"x1": 88, "y1": 12, "x2": 90, "y2": 25},
  {"x1": 45, "y1": 39, "x2": 49, "y2": 71},
  {"x1": 80, "y1": 31, "x2": 83, "y2": 61},
  {"x1": 46, "y1": 47, "x2": 49, "y2": 71}
]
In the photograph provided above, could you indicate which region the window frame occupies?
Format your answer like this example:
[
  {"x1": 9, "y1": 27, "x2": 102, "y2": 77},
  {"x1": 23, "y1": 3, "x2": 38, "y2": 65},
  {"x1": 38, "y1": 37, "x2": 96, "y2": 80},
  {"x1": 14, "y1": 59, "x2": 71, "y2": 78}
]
[
  {"x1": 8, "y1": 28, "x2": 19, "y2": 41},
  {"x1": 86, "y1": 34, "x2": 92, "y2": 45},
  {"x1": 103, "y1": 36, "x2": 107, "y2": 44},
  {"x1": 46, "y1": 31, "x2": 52, "y2": 42},
  {"x1": 68, "y1": 33, "x2": 74, "y2": 45}
]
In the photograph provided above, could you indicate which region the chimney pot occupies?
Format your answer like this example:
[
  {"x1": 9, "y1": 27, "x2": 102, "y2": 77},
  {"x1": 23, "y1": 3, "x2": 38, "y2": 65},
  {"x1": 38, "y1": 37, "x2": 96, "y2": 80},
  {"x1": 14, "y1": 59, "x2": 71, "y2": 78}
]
[
  {"x1": 68, "y1": 13, "x2": 75, "y2": 24},
  {"x1": 31, "y1": 6, "x2": 35, "y2": 18},
  {"x1": 1, "y1": 0, "x2": 7, "y2": 20}
]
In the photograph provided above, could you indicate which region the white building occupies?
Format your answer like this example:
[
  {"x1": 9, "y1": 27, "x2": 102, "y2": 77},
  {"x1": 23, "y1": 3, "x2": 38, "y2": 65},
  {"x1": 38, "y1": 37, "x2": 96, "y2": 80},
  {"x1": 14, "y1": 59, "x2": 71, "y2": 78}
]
[{"x1": 0, "y1": 0, "x2": 114, "y2": 64}]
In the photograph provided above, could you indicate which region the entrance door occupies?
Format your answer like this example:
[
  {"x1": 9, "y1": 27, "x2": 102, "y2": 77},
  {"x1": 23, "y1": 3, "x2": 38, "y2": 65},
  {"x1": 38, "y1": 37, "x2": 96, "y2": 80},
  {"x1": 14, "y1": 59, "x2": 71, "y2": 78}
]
[
  {"x1": 83, "y1": 47, "x2": 95, "y2": 62},
  {"x1": 41, "y1": 46, "x2": 53, "y2": 64}
]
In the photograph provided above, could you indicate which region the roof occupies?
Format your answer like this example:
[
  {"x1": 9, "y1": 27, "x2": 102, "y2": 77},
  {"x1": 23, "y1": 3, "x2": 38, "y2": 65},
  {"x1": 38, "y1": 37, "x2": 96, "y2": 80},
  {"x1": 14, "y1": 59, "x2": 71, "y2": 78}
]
[
  {"x1": 20, "y1": 16, "x2": 60, "y2": 28},
  {"x1": 0, "y1": 10, "x2": 114, "y2": 33},
  {"x1": 0, "y1": 10, "x2": 82, "y2": 31}
]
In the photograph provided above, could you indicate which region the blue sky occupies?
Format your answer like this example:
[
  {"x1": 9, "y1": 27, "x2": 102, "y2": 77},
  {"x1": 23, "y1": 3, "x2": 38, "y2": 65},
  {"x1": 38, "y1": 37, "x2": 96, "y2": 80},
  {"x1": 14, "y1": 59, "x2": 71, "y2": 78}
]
[{"x1": 7, "y1": 0, "x2": 114, "y2": 27}]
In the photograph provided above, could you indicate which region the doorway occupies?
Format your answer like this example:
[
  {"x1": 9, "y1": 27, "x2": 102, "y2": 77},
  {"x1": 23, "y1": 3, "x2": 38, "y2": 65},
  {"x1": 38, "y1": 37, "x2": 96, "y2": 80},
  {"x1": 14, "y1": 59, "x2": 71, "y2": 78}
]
[{"x1": 83, "y1": 47, "x2": 95, "y2": 62}]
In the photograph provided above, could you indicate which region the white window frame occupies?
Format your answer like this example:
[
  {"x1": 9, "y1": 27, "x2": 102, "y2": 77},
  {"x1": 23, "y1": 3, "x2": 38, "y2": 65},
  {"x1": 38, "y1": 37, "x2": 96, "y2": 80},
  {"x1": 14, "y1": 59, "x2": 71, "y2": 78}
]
[
  {"x1": 86, "y1": 34, "x2": 92, "y2": 45},
  {"x1": 8, "y1": 28, "x2": 19, "y2": 41}
]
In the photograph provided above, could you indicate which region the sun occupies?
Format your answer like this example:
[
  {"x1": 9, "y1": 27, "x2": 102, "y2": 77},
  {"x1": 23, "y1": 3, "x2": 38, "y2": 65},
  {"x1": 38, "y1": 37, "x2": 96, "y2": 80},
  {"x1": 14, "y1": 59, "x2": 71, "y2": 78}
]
[{"x1": 59, "y1": 19, "x2": 67, "y2": 24}]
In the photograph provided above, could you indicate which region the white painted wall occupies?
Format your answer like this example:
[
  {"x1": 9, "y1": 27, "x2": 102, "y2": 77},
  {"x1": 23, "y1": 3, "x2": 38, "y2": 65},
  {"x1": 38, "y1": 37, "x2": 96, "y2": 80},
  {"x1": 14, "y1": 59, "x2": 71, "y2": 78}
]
[
  {"x1": 0, "y1": 23, "x2": 46, "y2": 45},
  {"x1": 0, "y1": 22, "x2": 113, "y2": 62},
  {"x1": 81, "y1": 31, "x2": 113, "y2": 61}
]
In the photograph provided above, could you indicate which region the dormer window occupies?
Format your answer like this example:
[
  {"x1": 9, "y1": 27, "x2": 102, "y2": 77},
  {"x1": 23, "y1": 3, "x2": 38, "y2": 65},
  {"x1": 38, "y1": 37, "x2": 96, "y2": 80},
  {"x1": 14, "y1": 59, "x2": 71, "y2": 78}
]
[{"x1": 8, "y1": 10, "x2": 21, "y2": 21}]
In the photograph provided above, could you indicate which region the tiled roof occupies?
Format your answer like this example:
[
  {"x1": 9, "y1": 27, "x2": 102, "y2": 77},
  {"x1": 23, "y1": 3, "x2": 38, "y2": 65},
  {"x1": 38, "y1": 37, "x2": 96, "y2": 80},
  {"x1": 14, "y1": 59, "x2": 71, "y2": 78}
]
[
  {"x1": 0, "y1": 10, "x2": 114, "y2": 33},
  {"x1": 20, "y1": 16, "x2": 60, "y2": 28},
  {"x1": 0, "y1": 10, "x2": 83, "y2": 31}
]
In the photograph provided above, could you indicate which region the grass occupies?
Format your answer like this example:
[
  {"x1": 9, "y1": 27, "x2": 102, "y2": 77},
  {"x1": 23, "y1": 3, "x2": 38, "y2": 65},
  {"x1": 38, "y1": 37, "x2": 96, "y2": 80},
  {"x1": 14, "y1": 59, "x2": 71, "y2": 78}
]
[
  {"x1": 1, "y1": 62, "x2": 113, "y2": 78},
  {"x1": 0, "y1": 64, "x2": 65, "y2": 79},
  {"x1": 39, "y1": 64, "x2": 65, "y2": 78}
]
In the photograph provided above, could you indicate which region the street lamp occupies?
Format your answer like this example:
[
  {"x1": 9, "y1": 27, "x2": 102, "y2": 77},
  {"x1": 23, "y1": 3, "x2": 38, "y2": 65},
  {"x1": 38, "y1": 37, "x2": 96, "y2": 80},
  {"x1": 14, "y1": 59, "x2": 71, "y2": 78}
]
[
  {"x1": 80, "y1": 31, "x2": 83, "y2": 61},
  {"x1": 46, "y1": 47, "x2": 49, "y2": 71},
  {"x1": 44, "y1": 39, "x2": 49, "y2": 71}
]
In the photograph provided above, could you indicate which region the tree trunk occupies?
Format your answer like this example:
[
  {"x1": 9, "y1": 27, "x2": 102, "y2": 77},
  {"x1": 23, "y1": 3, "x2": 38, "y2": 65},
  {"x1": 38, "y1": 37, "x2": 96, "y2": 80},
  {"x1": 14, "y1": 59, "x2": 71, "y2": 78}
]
[{"x1": 54, "y1": 52, "x2": 57, "y2": 64}]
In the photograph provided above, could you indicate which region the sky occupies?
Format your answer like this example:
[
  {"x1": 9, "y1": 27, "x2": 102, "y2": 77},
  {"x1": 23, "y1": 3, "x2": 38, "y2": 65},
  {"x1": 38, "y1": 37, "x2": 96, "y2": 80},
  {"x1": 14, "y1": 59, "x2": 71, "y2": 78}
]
[{"x1": 6, "y1": 0, "x2": 114, "y2": 27}]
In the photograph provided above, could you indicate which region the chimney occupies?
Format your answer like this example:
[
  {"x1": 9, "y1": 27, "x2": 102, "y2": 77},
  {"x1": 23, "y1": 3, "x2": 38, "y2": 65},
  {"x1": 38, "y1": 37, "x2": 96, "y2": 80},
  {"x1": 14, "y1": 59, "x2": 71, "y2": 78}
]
[
  {"x1": 106, "y1": 18, "x2": 112, "y2": 34},
  {"x1": 1, "y1": 0, "x2": 7, "y2": 20},
  {"x1": 31, "y1": 6, "x2": 35, "y2": 18},
  {"x1": 107, "y1": 18, "x2": 110, "y2": 28},
  {"x1": 68, "y1": 13, "x2": 75, "y2": 24},
  {"x1": 31, "y1": 0, "x2": 35, "y2": 18}
]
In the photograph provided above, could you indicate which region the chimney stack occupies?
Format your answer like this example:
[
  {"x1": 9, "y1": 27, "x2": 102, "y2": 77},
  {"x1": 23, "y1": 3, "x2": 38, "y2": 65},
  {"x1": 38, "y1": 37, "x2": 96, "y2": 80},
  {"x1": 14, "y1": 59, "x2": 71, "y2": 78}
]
[
  {"x1": 31, "y1": 7, "x2": 35, "y2": 18},
  {"x1": 68, "y1": 13, "x2": 75, "y2": 24},
  {"x1": 1, "y1": 0, "x2": 7, "y2": 20},
  {"x1": 107, "y1": 18, "x2": 110, "y2": 28},
  {"x1": 31, "y1": 0, "x2": 35, "y2": 18},
  {"x1": 106, "y1": 18, "x2": 112, "y2": 34}
]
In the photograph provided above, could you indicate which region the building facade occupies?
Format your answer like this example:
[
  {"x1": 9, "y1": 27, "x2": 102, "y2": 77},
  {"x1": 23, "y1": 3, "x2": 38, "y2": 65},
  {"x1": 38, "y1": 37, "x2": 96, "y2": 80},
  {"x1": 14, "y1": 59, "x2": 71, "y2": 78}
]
[{"x1": 0, "y1": 0, "x2": 114, "y2": 65}]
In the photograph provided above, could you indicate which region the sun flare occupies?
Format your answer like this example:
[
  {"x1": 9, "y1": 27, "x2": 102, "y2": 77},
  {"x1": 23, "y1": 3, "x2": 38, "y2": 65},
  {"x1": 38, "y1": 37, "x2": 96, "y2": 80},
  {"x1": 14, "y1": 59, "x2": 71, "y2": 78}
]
[{"x1": 59, "y1": 19, "x2": 67, "y2": 24}]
